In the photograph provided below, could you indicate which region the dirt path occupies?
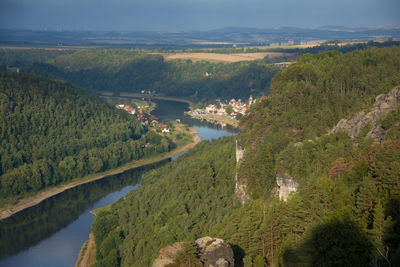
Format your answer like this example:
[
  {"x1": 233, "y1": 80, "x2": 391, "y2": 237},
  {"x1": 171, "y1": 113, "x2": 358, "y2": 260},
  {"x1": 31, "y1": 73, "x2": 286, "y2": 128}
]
[{"x1": 0, "y1": 132, "x2": 201, "y2": 221}]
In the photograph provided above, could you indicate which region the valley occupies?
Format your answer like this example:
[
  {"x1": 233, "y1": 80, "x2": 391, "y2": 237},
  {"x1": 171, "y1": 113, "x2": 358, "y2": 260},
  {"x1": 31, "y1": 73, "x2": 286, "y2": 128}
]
[{"x1": 0, "y1": 41, "x2": 399, "y2": 267}]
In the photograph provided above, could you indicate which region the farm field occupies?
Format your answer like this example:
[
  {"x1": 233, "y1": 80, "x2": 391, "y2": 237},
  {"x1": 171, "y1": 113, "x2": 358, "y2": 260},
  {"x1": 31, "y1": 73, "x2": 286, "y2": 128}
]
[{"x1": 164, "y1": 52, "x2": 291, "y2": 62}]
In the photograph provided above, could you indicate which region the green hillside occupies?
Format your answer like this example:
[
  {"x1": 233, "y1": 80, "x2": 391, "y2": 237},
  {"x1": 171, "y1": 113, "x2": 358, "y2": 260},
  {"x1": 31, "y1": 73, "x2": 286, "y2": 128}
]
[
  {"x1": 18, "y1": 49, "x2": 280, "y2": 102},
  {"x1": 0, "y1": 72, "x2": 173, "y2": 201},
  {"x1": 91, "y1": 46, "x2": 400, "y2": 267},
  {"x1": 92, "y1": 137, "x2": 237, "y2": 266}
]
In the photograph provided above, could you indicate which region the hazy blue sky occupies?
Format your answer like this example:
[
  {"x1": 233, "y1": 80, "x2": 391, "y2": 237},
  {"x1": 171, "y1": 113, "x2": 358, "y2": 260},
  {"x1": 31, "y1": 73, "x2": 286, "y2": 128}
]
[{"x1": 1, "y1": 0, "x2": 399, "y2": 31}]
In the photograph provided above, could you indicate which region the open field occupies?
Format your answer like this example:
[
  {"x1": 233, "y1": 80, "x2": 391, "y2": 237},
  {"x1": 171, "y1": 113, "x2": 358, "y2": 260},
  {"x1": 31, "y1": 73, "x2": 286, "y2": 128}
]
[{"x1": 164, "y1": 52, "x2": 291, "y2": 63}]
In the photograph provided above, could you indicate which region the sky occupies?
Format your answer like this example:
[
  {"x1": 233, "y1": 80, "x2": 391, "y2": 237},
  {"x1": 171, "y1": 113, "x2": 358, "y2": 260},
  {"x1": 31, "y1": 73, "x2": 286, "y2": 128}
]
[{"x1": 0, "y1": 0, "x2": 399, "y2": 32}]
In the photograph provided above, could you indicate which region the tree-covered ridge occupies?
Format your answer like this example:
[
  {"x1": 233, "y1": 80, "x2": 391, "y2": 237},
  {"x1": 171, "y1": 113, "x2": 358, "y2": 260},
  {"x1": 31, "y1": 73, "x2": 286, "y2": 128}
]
[
  {"x1": 50, "y1": 49, "x2": 148, "y2": 72},
  {"x1": 92, "y1": 137, "x2": 237, "y2": 267},
  {"x1": 238, "y1": 46, "x2": 400, "y2": 197},
  {"x1": 0, "y1": 72, "x2": 174, "y2": 200},
  {"x1": 18, "y1": 49, "x2": 280, "y2": 102},
  {"x1": 214, "y1": 134, "x2": 400, "y2": 266},
  {"x1": 0, "y1": 48, "x2": 72, "y2": 66},
  {"x1": 91, "y1": 46, "x2": 400, "y2": 267}
]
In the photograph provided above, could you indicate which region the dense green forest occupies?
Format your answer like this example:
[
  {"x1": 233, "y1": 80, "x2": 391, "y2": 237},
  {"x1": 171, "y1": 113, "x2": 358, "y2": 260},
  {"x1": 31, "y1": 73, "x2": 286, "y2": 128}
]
[
  {"x1": 92, "y1": 137, "x2": 237, "y2": 266},
  {"x1": 93, "y1": 46, "x2": 400, "y2": 267},
  {"x1": 233, "y1": 46, "x2": 400, "y2": 265},
  {"x1": 0, "y1": 48, "x2": 72, "y2": 66},
  {"x1": 238, "y1": 46, "x2": 400, "y2": 197},
  {"x1": 0, "y1": 48, "x2": 279, "y2": 102},
  {"x1": 23, "y1": 49, "x2": 280, "y2": 102},
  {"x1": 0, "y1": 72, "x2": 174, "y2": 202}
]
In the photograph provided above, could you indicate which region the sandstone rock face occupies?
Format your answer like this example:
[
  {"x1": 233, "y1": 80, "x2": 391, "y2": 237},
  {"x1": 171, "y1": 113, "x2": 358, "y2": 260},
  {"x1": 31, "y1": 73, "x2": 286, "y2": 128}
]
[
  {"x1": 235, "y1": 139, "x2": 251, "y2": 205},
  {"x1": 235, "y1": 139, "x2": 245, "y2": 164},
  {"x1": 152, "y1": 242, "x2": 185, "y2": 267},
  {"x1": 276, "y1": 172, "x2": 299, "y2": 201},
  {"x1": 329, "y1": 86, "x2": 400, "y2": 142},
  {"x1": 195, "y1": 237, "x2": 235, "y2": 267}
]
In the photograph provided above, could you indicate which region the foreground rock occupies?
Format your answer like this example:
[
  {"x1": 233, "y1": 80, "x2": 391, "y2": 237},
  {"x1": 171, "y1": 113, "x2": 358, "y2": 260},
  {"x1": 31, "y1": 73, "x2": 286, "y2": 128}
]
[
  {"x1": 195, "y1": 237, "x2": 235, "y2": 267},
  {"x1": 152, "y1": 237, "x2": 234, "y2": 267}
]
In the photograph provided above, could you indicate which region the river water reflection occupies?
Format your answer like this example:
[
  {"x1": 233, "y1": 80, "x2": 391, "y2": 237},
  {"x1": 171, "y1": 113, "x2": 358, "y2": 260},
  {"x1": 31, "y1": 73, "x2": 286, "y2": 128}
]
[{"x1": 0, "y1": 99, "x2": 235, "y2": 267}]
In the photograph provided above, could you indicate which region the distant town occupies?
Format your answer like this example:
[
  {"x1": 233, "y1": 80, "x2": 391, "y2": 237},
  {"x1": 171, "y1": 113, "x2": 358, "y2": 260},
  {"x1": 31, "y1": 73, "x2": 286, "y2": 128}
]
[{"x1": 187, "y1": 95, "x2": 264, "y2": 127}]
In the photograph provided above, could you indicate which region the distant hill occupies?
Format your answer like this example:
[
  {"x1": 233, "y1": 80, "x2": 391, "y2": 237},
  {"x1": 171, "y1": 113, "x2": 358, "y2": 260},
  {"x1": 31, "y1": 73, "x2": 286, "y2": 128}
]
[
  {"x1": 0, "y1": 26, "x2": 399, "y2": 48},
  {"x1": 19, "y1": 49, "x2": 281, "y2": 102}
]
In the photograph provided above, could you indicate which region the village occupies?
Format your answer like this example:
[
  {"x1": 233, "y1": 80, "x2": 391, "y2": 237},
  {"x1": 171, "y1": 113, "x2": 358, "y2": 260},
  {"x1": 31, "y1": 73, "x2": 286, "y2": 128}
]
[
  {"x1": 115, "y1": 103, "x2": 171, "y2": 133},
  {"x1": 187, "y1": 95, "x2": 260, "y2": 128},
  {"x1": 115, "y1": 95, "x2": 262, "y2": 130}
]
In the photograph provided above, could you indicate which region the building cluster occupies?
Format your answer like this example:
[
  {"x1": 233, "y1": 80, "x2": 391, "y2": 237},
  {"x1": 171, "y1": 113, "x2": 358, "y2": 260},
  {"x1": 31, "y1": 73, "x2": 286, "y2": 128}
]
[
  {"x1": 116, "y1": 104, "x2": 136, "y2": 115},
  {"x1": 201, "y1": 96, "x2": 256, "y2": 117},
  {"x1": 116, "y1": 104, "x2": 169, "y2": 133}
]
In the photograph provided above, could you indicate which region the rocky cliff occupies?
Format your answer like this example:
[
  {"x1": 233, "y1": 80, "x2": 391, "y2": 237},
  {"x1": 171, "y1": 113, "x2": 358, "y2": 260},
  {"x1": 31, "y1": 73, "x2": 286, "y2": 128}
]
[
  {"x1": 276, "y1": 172, "x2": 299, "y2": 201},
  {"x1": 329, "y1": 86, "x2": 400, "y2": 142},
  {"x1": 235, "y1": 139, "x2": 251, "y2": 204},
  {"x1": 195, "y1": 237, "x2": 235, "y2": 267},
  {"x1": 152, "y1": 237, "x2": 234, "y2": 267}
]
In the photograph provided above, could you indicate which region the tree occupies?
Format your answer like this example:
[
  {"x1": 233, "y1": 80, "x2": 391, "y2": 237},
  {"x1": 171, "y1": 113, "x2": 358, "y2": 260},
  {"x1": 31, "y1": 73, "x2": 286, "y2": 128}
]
[
  {"x1": 305, "y1": 217, "x2": 373, "y2": 267},
  {"x1": 225, "y1": 105, "x2": 233, "y2": 115}
]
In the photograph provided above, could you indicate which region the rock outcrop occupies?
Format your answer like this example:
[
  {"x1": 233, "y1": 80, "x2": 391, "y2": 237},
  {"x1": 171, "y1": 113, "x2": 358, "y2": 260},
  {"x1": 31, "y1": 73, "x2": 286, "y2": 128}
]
[
  {"x1": 152, "y1": 237, "x2": 234, "y2": 267},
  {"x1": 329, "y1": 86, "x2": 400, "y2": 142},
  {"x1": 276, "y1": 172, "x2": 299, "y2": 201},
  {"x1": 235, "y1": 139, "x2": 251, "y2": 204},
  {"x1": 152, "y1": 242, "x2": 185, "y2": 267},
  {"x1": 195, "y1": 237, "x2": 235, "y2": 267}
]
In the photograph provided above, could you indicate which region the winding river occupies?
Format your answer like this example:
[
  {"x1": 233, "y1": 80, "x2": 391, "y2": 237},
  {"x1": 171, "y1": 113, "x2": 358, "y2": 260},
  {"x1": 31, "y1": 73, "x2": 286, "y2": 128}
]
[{"x1": 0, "y1": 99, "x2": 235, "y2": 267}]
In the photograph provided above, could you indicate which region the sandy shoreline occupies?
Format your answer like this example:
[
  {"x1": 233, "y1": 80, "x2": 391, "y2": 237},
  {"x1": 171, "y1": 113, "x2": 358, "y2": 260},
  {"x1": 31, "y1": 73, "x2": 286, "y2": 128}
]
[
  {"x1": 0, "y1": 131, "x2": 201, "y2": 221},
  {"x1": 75, "y1": 232, "x2": 96, "y2": 267}
]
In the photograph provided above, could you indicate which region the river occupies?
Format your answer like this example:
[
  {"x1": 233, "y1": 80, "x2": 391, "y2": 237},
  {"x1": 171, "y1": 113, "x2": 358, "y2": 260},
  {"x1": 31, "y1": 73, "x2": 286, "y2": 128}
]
[{"x1": 0, "y1": 99, "x2": 235, "y2": 267}]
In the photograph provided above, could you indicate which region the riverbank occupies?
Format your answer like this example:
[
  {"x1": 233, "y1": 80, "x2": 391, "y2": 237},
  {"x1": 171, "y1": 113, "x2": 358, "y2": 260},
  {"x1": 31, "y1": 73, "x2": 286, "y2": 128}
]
[
  {"x1": 186, "y1": 110, "x2": 239, "y2": 128},
  {"x1": 0, "y1": 129, "x2": 201, "y2": 221},
  {"x1": 75, "y1": 232, "x2": 96, "y2": 267}
]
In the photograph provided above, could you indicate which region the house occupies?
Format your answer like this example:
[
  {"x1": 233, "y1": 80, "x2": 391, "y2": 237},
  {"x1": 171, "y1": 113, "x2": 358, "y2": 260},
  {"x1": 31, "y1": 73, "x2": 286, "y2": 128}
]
[
  {"x1": 123, "y1": 105, "x2": 136, "y2": 115},
  {"x1": 206, "y1": 104, "x2": 217, "y2": 113},
  {"x1": 161, "y1": 124, "x2": 170, "y2": 133}
]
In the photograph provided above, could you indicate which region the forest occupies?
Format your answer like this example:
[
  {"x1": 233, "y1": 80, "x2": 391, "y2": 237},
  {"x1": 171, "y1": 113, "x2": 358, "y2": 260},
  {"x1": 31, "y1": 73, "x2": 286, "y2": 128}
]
[
  {"x1": 1, "y1": 48, "x2": 280, "y2": 102},
  {"x1": 92, "y1": 46, "x2": 400, "y2": 266},
  {"x1": 3, "y1": 41, "x2": 398, "y2": 106},
  {"x1": 0, "y1": 72, "x2": 174, "y2": 202},
  {"x1": 92, "y1": 137, "x2": 238, "y2": 267}
]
